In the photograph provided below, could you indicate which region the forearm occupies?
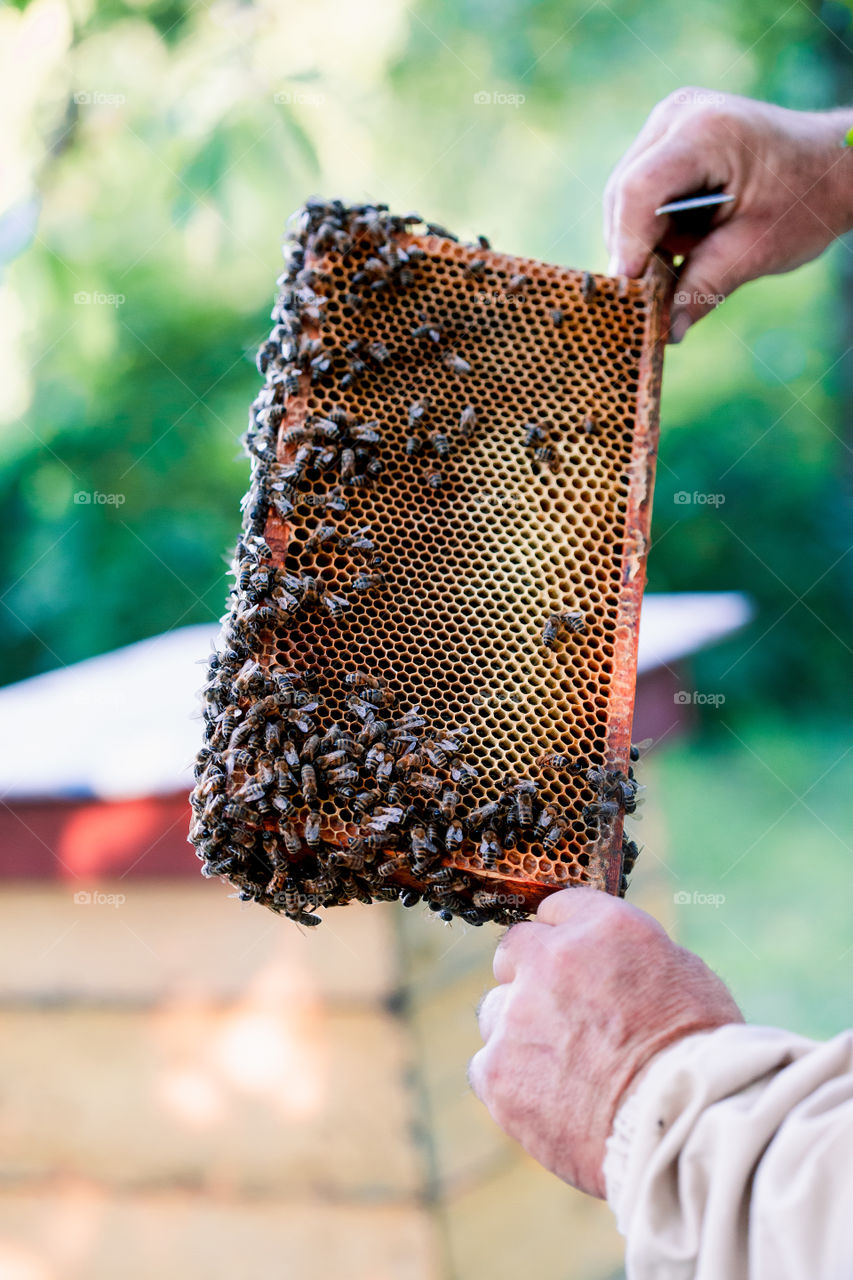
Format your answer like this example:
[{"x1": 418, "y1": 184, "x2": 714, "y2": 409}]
[{"x1": 604, "y1": 1024, "x2": 853, "y2": 1280}]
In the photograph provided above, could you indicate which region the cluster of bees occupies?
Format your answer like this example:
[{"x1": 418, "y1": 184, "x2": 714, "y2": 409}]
[{"x1": 190, "y1": 198, "x2": 643, "y2": 925}]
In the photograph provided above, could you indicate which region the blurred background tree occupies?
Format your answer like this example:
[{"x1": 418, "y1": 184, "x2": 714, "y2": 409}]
[{"x1": 2, "y1": 0, "x2": 853, "y2": 1033}]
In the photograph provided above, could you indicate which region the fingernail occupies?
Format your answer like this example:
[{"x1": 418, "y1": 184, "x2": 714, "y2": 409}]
[{"x1": 669, "y1": 311, "x2": 691, "y2": 344}]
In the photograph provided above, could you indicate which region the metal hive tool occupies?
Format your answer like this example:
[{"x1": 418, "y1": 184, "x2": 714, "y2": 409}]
[{"x1": 189, "y1": 200, "x2": 670, "y2": 927}]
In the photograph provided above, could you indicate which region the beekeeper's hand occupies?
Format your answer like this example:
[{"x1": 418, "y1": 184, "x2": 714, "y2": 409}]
[
  {"x1": 469, "y1": 886, "x2": 742, "y2": 1197},
  {"x1": 604, "y1": 89, "x2": 853, "y2": 342}
]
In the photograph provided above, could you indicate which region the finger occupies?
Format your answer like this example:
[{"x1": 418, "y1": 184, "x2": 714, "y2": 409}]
[
  {"x1": 467, "y1": 1044, "x2": 489, "y2": 1102},
  {"x1": 603, "y1": 109, "x2": 672, "y2": 255},
  {"x1": 492, "y1": 920, "x2": 553, "y2": 984},
  {"x1": 535, "y1": 884, "x2": 615, "y2": 926},
  {"x1": 610, "y1": 136, "x2": 724, "y2": 277},
  {"x1": 537, "y1": 885, "x2": 664, "y2": 935},
  {"x1": 669, "y1": 217, "x2": 759, "y2": 341},
  {"x1": 476, "y1": 983, "x2": 508, "y2": 1042}
]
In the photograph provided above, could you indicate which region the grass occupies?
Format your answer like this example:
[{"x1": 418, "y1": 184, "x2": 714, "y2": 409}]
[{"x1": 635, "y1": 715, "x2": 853, "y2": 1041}]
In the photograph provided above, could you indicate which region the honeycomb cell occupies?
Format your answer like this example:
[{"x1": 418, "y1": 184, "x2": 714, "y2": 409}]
[{"x1": 189, "y1": 201, "x2": 668, "y2": 927}]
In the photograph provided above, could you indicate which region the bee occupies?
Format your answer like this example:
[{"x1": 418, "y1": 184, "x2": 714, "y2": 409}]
[
  {"x1": 443, "y1": 351, "x2": 471, "y2": 375},
  {"x1": 202, "y1": 792, "x2": 226, "y2": 824},
  {"x1": 505, "y1": 274, "x2": 530, "y2": 297},
  {"x1": 536, "y1": 750, "x2": 585, "y2": 773},
  {"x1": 531, "y1": 444, "x2": 559, "y2": 474},
  {"x1": 351, "y1": 830, "x2": 399, "y2": 853},
  {"x1": 476, "y1": 234, "x2": 491, "y2": 249},
  {"x1": 468, "y1": 799, "x2": 503, "y2": 831},
  {"x1": 325, "y1": 764, "x2": 359, "y2": 792},
  {"x1": 368, "y1": 340, "x2": 390, "y2": 364},
  {"x1": 345, "y1": 669, "x2": 381, "y2": 693},
  {"x1": 365, "y1": 738, "x2": 392, "y2": 770},
  {"x1": 472, "y1": 889, "x2": 504, "y2": 910},
  {"x1": 353, "y1": 688, "x2": 396, "y2": 713},
  {"x1": 479, "y1": 828, "x2": 501, "y2": 870},
  {"x1": 451, "y1": 760, "x2": 478, "y2": 790},
  {"x1": 541, "y1": 610, "x2": 588, "y2": 650},
  {"x1": 306, "y1": 487, "x2": 348, "y2": 515},
  {"x1": 533, "y1": 802, "x2": 560, "y2": 839},
  {"x1": 284, "y1": 370, "x2": 301, "y2": 396},
  {"x1": 339, "y1": 529, "x2": 375, "y2": 558},
  {"x1": 438, "y1": 788, "x2": 458, "y2": 819},
  {"x1": 542, "y1": 814, "x2": 569, "y2": 850},
  {"x1": 304, "y1": 809, "x2": 322, "y2": 847},
  {"x1": 351, "y1": 570, "x2": 385, "y2": 593},
  {"x1": 425, "y1": 469, "x2": 443, "y2": 489},
  {"x1": 464, "y1": 258, "x2": 486, "y2": 279},
  {"x1": 366, "y1": 804, "x2": 405, "y2": 833},
  {"x1": 399, "y1": 889, "x2": 421, "y2": 908},
  {"x1": 410, "y1": 774, "x2": 442, "y2": 798},
  {"x1": 394, "y1": 708, "x2": 427, "y2": 733},
  {"x1": 425, "y1": 222, "x2": 458, "y2": 241},
  {"x1": 349, "y1": 421, "x2": 382, "y2": 446},
  {"x1": 408, "y1": 400, "x2": 430, "y2": 426},
  {"x1": 377, "y1": 854, "x2": 408, "y2": 877},
  {"x1": 522, "y1": 422, "x2": 546, "y2": 448},
  {"x1": 549, "y1": 307, "x2": 564, "y2": 327},
  {"x1": 339, "y1": 447, "x2": 357, "y2": 483},
  {"x1": 406, "y1": 434, "x2": 425, "y2": 458},
  {"x1": 630, "y1": 738, "x2": 653, "y2": 761},
  {"x1": 458, "y1": 405, "x2": 477, "y2": 439},
  {"x1": 300, "y1": 763, "x2": 318, "y2": 805},
  {"x1": 505, "y1": 778, "x2": 538, "y2": 828},
  {"x1": 412, "y1": 319, "x2": 443, "y2": 343},
  {"x1": 353, "y1": 788, "x2": 383, "y2": 813},
  {"x1": 622, "y1": 835, "x2": 641, "y2": 875},
  {"x1": 583, "y1": 800, "x2": 620, "y2": 823},
  {"x1": 322, "y1": 592, "x2": 351, "y2": 620},
  {"x1": 221, "y1": 797, "x2": 257, "y2": 827},
  {"x1": 582, "y1": 414, "x2": 599, "y2": 436},
  {"x1": 581, "y1": 271, "x2": 597, "y2": 302},
  {"x1": 445, "y1": 819, "x2": 464, "y2": 849},
  {"x1": 428, "y1": 429, "x2": 450, "y2": 459},
  {"x1": 305, "y1": 523, "x2": 340, "y2": 552}
]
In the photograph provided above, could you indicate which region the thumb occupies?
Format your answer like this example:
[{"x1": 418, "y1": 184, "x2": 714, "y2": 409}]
[{"x1": 669, "y1": 219, "x2": 757, "y2": 342}]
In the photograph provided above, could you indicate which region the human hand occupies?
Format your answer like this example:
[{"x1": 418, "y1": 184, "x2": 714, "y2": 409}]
[
  {"x1": 469, "y1": 887, "x2": 743, "y2": 1198},
  {"x1": 603, "y1": 88, "x2": 853, "y2": 341}
]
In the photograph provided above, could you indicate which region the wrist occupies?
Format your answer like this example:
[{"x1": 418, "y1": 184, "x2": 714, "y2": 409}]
[{"x1": 806, "y1": 108, "x2": 853, "y2": 237}]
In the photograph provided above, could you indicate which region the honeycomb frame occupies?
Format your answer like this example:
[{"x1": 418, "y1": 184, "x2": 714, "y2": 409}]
[{"x1": 189, "y1": 201, "x2": 670, "y2": 927}]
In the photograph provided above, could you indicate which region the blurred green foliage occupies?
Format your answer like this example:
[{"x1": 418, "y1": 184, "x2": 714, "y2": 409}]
[{"x1": 2, "y1": 0, "x2": 853, "y2": 731}]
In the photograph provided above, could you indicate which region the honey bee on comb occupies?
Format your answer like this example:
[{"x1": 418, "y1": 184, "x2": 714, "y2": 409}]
[{"x1": 189, "y1": 199, "x2": 670, "y2": 925}]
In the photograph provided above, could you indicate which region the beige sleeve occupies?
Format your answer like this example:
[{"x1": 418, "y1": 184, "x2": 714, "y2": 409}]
[{"x1": 602, "y1": 1023, "x2": 853, "y2": 1280}]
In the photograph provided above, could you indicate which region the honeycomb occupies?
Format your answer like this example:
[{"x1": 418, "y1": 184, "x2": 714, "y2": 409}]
[{"x1": 189, "y1": 200, "x2": 669, "y2": 927}]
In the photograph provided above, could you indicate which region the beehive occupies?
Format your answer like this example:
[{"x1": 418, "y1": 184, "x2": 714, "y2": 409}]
[{"x1": 189, "y1": 200, "x2": 670, "y2": 927}]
